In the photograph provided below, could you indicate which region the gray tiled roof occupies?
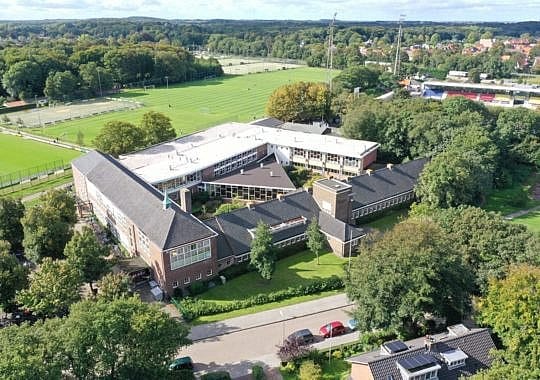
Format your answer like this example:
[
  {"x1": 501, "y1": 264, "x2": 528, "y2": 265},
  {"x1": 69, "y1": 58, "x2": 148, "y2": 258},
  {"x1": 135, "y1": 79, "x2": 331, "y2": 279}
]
[
  {"x1": 72, "y1": 151, "x2": 215, "y2": 250},
  {"x1": 347, "y1": 327, "x2": 495, "y2": 380},
  {"x1": 318, "y1": 211, "x2": 367, "y2": 241},
  {"x1": 349, "y1": 158, "x2": 428, "y2": 209},
  {"x1": 204, "y1": 190, "x2": 321, "y2": 258},
  {"x1": 207, "y1": 154, "x2": 296, "y2": 190}
]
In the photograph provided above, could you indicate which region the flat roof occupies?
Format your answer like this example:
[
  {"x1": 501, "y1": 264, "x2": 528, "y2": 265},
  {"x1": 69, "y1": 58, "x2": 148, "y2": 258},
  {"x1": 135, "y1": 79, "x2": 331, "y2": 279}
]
[
  {"x1": 316, "y1": 178, "x2": 352, "y2": 193},
  {"x1": 424, "y1": 80, "x2": 540, "y2": 95},
  {"x1": 119, "y1": 122, "x2": 378, "y2": 184}
]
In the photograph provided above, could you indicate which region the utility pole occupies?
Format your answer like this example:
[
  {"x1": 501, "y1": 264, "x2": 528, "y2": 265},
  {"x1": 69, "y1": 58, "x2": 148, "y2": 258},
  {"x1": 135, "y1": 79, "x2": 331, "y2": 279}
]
[
  {"x1": 97, "y1": 67, "x2": 103, "y2": 97},
  {"x1": 393, "y1": 14, "x2": 406, "y2": 76},
  {"x1": 326, "y1": 12, "x2": 337, "y2": 92},
  {"x1": 165, "y1": 76, "x2": 169, "y2": 89}
]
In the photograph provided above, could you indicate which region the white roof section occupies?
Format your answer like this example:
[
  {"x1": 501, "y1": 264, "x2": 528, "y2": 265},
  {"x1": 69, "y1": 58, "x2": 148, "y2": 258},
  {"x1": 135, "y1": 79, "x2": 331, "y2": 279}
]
[
  {"x1": 441, "y1": 349, "x2": 469, "y2": 362},
  {"x1": 119, "y1": 122, "x2": 378, "y2": 184},
  {"x1": 424, "y1": 80, "x2": 540, "y2": 95}
]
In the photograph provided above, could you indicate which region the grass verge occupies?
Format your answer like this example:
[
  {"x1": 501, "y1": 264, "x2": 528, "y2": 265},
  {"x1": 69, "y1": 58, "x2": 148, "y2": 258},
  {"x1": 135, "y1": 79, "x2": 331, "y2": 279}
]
[
  {"x1": 511, "y1": 210, "x2": 540, "y2": 233},
  {"x1": 483, "y1": 171, "x2": 540, "y2": 215},
  {"x1": 0, "y1": 171, "x2": 73, "y2": 200}
]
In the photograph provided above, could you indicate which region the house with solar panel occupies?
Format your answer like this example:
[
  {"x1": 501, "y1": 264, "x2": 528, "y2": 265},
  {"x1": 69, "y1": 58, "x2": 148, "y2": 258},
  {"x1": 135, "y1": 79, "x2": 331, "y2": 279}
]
[
  {"x1": 347, "y1": 324, "x2": 496, "y2": 380},
  {"x1": 72, "y1": 120, "x2": 428, "y2": 296}
]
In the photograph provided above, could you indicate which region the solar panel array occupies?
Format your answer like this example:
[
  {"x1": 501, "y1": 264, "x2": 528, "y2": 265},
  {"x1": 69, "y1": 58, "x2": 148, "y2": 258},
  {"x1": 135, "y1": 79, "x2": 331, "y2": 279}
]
[
  {"x1": 397, "y1": 354, "x2": 438, "y2": 372},
  {"x1": 383, "y1": 340, "x2": 409, "y2": 354}
]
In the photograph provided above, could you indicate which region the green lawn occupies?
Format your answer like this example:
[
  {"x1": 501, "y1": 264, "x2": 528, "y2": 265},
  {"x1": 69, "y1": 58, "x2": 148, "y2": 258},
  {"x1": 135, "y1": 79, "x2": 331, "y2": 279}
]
[
  {"x1": 0, "y1": 133, "x2": 81, "y2": 176},
  {"x1": 511, "y1": 210, "x2": 540, "y2": 233},
  {"x1": 28, "y1": 67, "x2": 332, "y2": 145},
  {"x1": 0, "y1": 171, "x2": 73, "y2": 200},
  {"x1": 483, "y1": 172, "x2": 540, "y2": 215},
  {"x1": 364, "y1": 208, "x2": 408, "y2": 232},
  {"x1": 190, "y1": 250, "x2": 346, "y2": 324},
  {"x1": 200, "y1": 250, "x2": 345, "y2": 302}
]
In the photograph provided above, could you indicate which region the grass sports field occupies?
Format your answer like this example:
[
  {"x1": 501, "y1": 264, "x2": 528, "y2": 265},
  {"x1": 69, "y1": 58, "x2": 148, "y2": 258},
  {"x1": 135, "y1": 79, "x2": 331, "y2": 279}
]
[
  {"x1": 29, "y1": 67, "x2": 332, "y2": 146},
  {"x1": 0, "y1": 133, "x2": 81, "y2": 176}
]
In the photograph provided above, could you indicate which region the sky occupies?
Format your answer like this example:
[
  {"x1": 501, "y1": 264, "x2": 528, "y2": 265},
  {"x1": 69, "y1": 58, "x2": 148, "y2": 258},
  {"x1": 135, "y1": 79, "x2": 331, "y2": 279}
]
[{"x1": 0, "y1": 0, "x2": 539, "y2": 22}]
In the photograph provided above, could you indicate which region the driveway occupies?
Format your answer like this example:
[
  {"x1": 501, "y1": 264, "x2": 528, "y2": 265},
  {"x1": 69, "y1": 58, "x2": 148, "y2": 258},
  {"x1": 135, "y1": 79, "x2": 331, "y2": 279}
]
[{"x1": 180, "y1": 294, "x2": 359, "y2": 379}]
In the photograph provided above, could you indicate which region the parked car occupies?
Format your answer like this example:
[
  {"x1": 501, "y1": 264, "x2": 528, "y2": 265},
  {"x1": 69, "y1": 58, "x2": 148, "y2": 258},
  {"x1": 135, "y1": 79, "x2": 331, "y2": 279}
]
[
  {"x1": 319, "y1": 321, "x2": 346, "y2": 338},
  {"x1": 169, "y1": 356, "x2": 194, "y2": 371},
  {"x1": 347, "y1": 318, "x2": 358, "y2": 331},
  {"x1": 286, "y1": 329, "x2": 315, "y2": 345}
]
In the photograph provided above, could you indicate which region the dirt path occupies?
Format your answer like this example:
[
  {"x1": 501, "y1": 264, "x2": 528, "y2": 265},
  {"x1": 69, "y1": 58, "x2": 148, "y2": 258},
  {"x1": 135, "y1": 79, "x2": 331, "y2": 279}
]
[{"x1": 504, "y1": 182, "x2": 540, "y2": 220}]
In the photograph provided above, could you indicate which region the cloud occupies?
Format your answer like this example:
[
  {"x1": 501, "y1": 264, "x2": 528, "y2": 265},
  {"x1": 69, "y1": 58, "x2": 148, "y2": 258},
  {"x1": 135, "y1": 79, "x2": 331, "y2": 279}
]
[{"x1": 0, "y1": 0, "x2": 538, "y2": 21}]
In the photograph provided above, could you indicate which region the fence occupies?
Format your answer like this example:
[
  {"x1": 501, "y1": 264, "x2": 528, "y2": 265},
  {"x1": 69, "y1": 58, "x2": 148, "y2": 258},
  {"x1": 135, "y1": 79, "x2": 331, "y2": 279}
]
[{"x1": 0, "y1": 159, "x2": 70, "y2": 191}]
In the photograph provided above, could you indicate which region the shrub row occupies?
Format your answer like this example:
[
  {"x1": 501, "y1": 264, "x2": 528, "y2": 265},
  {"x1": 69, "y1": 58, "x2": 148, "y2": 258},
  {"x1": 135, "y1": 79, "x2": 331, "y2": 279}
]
[{"x1": 178, "y1": 276, "x2": 344, "y2": 321}]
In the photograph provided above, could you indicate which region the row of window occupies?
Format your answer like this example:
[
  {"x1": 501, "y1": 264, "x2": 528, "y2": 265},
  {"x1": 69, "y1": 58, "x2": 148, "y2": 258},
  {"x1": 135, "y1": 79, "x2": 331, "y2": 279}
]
[
  {"x1": 352, "y1": 192, "x2": 414, "y2": 219},
  {"x1": 169, "y1": 239, "x2": 212, "y2": 271},
  {"x1": 204, "y1": 183, "x2": 289, "y2": 201},
  {"x1": 291, "y1": 149, "x2": 361, "y2": 168},
  {"x1": 213, "y1": 149, "x2": 257, "y2": 177},
  {"x1": 274, "y1": 233, "x2": 307, "y2": 248},
  {"x1": 137, "y1": 230, "x2": 150, "y2": 254},
  {"x1": 269, "y1": 217, "x2": 307, "y2": 233},
  {"x1": 155, "y1": 171, "x2": 202, "y2": 192},
  {"x1": 407, "y1": 370, "x2": 438, "y2": 380},
  {"x1": 447, "y1": 359, "x2": 466, "y2": 370},
  {"x1": 172, "y1": 268, "x2": 213, "y2": 288}
]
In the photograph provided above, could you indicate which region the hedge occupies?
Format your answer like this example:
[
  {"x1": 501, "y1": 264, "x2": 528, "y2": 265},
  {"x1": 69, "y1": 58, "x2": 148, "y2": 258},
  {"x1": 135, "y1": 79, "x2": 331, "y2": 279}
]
[{"x1": 177, "y1": 276, "x2": 344, "y2": 321}]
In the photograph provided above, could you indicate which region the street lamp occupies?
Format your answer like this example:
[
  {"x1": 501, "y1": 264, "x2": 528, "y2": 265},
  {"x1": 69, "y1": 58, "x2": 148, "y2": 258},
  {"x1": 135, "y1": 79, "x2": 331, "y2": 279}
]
[
  {"x1": 279, "y1": 310, "x2": 285, "y2": 344},
  {"x1": 97, "y1": 67, "x2": 103, "y2": 97},
  {"x1": 165, "y1": 76, "x2": 169, "y2": 89}
]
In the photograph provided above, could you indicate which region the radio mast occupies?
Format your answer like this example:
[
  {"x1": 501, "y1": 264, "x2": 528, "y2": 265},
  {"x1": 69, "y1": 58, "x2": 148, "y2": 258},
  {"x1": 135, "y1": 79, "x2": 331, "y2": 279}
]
[
  {"x1": 393, "y1": 14, "x2": 405, "y2": 76},
  {"x1": 326, "y1": 12, "x2": 337, "y2": 92}
]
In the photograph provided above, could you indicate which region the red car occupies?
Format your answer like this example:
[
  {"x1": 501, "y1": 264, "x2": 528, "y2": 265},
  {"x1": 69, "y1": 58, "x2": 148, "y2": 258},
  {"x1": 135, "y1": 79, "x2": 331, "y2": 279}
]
[{"x1": 319, "y1": 321, "x2": 346, "y2": 338}]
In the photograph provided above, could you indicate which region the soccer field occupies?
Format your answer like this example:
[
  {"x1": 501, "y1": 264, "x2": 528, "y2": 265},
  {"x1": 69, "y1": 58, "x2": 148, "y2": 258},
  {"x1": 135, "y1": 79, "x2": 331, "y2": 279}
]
[
  {"x1": 28, "y1": 67, "x2": 332, "y2": 146},
  {"x1": 0, "y1": 133, "x2": 82, "y2": 176}
]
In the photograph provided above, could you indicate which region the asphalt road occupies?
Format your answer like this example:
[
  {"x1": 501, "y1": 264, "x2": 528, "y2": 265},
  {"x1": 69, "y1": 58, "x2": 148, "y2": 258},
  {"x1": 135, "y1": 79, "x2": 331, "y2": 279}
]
[{"x1": 180, "y1": 304, "x2": 358, "y2": 378}]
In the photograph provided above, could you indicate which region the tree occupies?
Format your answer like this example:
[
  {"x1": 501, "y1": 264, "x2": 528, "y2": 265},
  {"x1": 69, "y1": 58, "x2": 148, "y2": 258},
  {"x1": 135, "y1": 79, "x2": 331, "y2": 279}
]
[
  {"x1": 250, "y1": 221, "x2": 276, "y2": 280},
  {"x1": 96, "y1": 272, "x2": 132, "y2": 301},
  {"x1": 0, "y1": 197, "x2": 25, "y2": 252},
  {"x1": 468, "y1": 68, "x2": 481, "y2": 83},
  {"x1": 22, "y1": 190, "x2": 76, "y2": 263},
  {"x1": 332, "y1": 65, "x2": 380, "y2": 93},
  {"x1": 299, "y1": 360, "x2": 322, "y2": 380},
  {"x1": 266, "y1": 81, "x2": 329, "y2": 122},
  {"x1": 277, "y1": 339, "x2": 311, "y2": 364},
  {"x1": 79, "y1": 62, "x2": 113, "y2": 97},
  {"x1": 0, "y1": 242, "x2": 28, "y2": 311},
  {"x1": 345, "y1": 219, "x2": 473, "y2": 337},
  {"x1": 477, "y1": 265, "x2": 540, "y2": 372},
  {"x1": 44, "y1": 70, "x2": 78, "y2": 101},
  {"x1": 306, "y1": 217, "x2": 324, "y2": 264},
  {"x1": 16, "y1": 258, "x2": 82, "y2": 318},
  {"x1": 62, "y1": 297, "x2": 190, "y2": 379},
  {"x1": 76, "y1": 129, "x2": 84, "y2": 146},
  {"x1": 431, "y1": 206, "x2": 538, "y2": 293},
  {"x1": 0, "y1": 318, "x2": 66, "y2": 380},
  {"x1": 140, "y1": 111, "x2": 176, "y2": 146},
  {"x1": 64, "y1": 227, "x2": 109, "y2": 292},
  {"x1": 415, "y1": 127, "x2": 498, "y2": 208},
  {"x1": 1, "y1": 60, "x2": 42, "y2": 99},
  {"x1": 94, "y1": 120, "x2": 143, "y2": 157}
]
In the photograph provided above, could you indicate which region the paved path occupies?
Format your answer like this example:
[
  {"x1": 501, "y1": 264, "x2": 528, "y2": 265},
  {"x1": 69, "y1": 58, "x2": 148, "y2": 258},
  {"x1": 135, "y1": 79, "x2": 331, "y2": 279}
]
[
  {"x1": 20, "y1": 181, "x2": 73, "y2": 203},
  {"x1": 1, "y1": 126, "x2": 88, "y2": 152},
  {"x1": 183, "y1": 293, "x2": 358, "y2": 379},
  {"x1": 504, "y1": 205, "x2": 540, "y2": 220}
]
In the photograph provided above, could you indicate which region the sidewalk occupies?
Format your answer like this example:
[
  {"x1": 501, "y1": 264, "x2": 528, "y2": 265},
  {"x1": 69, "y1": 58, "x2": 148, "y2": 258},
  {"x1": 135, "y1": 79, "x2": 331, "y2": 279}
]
[
  {"x1": 188, "y1": 293, "x2": 353, "y2": 342},
  {"x1": 504, "y1": 205, "x2": 540, "y2": 220}
]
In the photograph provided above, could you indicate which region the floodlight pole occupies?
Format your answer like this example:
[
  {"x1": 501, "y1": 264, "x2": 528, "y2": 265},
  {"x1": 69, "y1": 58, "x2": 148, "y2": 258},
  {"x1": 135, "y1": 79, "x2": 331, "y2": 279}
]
[
  {"x1": 279, "y1": 310, "x2": 285, "y2": 343},
  {"x1": 328, "y1": 324, "x2": 333, "y2": 363},
  {"x1": 97, "y1": 67, "x2": 103, "y2": 97},
  {"x1": 165, "y1": 76, "x2": 169, "y2": 89}
]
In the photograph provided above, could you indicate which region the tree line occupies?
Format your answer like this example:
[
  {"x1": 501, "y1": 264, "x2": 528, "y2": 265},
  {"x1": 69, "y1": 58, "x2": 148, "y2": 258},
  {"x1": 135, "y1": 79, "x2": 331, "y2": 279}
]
[{"x1": 0, "y1": 37, "x2": 222, "y2": 102}]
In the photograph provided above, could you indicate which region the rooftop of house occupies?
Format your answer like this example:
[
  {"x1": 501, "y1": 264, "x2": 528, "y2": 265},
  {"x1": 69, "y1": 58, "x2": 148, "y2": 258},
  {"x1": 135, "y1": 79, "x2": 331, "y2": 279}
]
[
  {"x1": 348, "y1": 158, "x2": 428, "y2": 209},
  {"x1": 251, "y1": 118, "x2": 330, "y2": 135},
  {"x1": 118, "y1": 122, "x2": 378, "y2": 184},
  {"x1": 72, "y1": 151, "x2": 216, "y2": 250},
  {"x1": 207, "y1": 154, "x2": 296, "y2": 190},
  {"x1": 424, "y1": 80, "x2": 540, "y2": 94},
  {"x1": 347, "y1": 324, "x2": 495, "y2": 380}
]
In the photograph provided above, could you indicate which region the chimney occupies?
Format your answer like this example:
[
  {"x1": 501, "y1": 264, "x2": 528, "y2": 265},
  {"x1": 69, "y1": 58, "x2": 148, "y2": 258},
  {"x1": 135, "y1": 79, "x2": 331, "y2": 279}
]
[
  {"x1": 277, "y1": 193, "x2": 285, "y2": 201},
  {"x1": 366, "y1": 169, "x2": 373, "y2": 176},
  {"x1": 424, "y1": 335, "x2": 434, "y2": 352},
  {"x1": 269, "y1": 171, "x2": 274, "y2": 177},
  {"x1": 387, "y1": 163, "x2": 394, "y2": 170},
  {"x1": 179, "y1": 188, "x2": 192, "y2": 213},
  {"x1": 260, "y1": 163, "x2": 264, "y2": 168},
  {"x1": 162, "y1": 192, "x2": 172, "y2": 210},
  {"x1": 240, "y1": 169, "x2": 244, "y2": 175}
]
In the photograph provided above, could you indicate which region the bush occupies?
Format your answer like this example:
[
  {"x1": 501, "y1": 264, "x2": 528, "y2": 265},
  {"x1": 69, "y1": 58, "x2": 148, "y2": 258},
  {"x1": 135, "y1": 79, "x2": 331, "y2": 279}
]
[
  {"x1": 200, "y1": 371, "x2": 231, "y2": 380},
  {"x1": 251, "y1": 365, "x2": 265, "y2": 380},
  {"x1": 188, "y1": 281, "x2": 207, "y2": 296},
  {"x1": 220, "y1": 261, "x2": 252, "y2": 280},
  {"x1": 174, "y1": 369, "x2": 196, "y2": 380},
  {"x1": 177, "y1": 276, "x2": 344, "y2": 321},
  {"x1": 298, "y1": 360, "x2": 322, "y2": 380},
  {"x1": 277, "y1": 340, "x2": 312, "y2": 364}
]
